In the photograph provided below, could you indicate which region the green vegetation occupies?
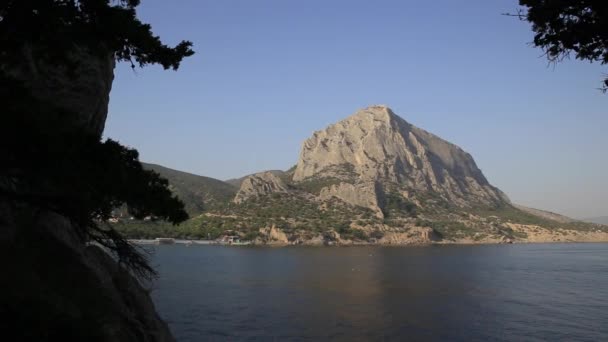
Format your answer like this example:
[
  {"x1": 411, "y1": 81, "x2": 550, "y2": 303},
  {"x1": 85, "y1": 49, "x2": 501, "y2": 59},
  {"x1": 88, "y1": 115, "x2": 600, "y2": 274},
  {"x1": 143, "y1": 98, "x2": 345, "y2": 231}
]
[
  {"x1": 115, "y1": 191, "x2": 382, "y2": 240},
  {"x1": 337, "y1": 227, "x2": 368, "y2": 241},
  {"x1": 294, "y1": 164, "x2": 358, "y2": 194},
  {"x1": 296, "y1": 176, "x2": 345, "y2": 195},
  {"x1": 473, "y1": 205, "x2": 558, "y2": 227},
  {"x1": 415, "y1": 219, "x2": 471, "y2": 239},
  {"x1": 515, "y1": 1, "x2": 608, "y2": 90},
  {"x1": 278, "y1": 169, "x2": 296, "y2": 185},
  {"x1": 226, "y1": 170, "x2": 289, "y2": 188},
  {"x1": 472, "y1": 205, "x2": 607, "y2": 232},
  {"x1": 142, "y1": 163, "x2": 237, "y2": 215},
  {"x1": 115, "y1": 215, "x2": 242, "y2": 240},
  {"x1": 383, "y1": 192, "x2": 418, "y2": 218},
  {"x1": 113, "y1": 164, "x2": 607, "y2": 242},
  {"x1": 415, "y1": 191, "x2": 453, "y2": 213}
]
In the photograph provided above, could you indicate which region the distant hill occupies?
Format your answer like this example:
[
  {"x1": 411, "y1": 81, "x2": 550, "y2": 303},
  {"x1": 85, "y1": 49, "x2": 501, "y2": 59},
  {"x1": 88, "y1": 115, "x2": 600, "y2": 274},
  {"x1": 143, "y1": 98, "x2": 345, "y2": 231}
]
[
  {"x1": 142, "y1": 163, "x2": 237, "y2": 216},
  {"x1": 583, "y1": 216, "x2": 608, "y2": 225},
  {"x1": 513, "y1": 205, "x2": 576, "y2": 223}
]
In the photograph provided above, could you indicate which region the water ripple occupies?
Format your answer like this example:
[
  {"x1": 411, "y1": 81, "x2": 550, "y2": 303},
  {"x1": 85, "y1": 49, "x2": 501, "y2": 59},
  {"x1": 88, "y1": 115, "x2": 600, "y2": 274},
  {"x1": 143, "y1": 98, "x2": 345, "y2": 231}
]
[{"x1": 151, "y1": 244, "x2": 608, "y2": 341}]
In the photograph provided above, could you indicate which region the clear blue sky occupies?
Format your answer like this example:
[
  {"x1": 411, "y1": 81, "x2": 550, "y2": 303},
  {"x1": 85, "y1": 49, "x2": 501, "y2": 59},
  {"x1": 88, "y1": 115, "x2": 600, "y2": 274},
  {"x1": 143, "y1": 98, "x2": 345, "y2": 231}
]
[{"x1": 104, "y1": 0, "x2": 607, "y2": 218}]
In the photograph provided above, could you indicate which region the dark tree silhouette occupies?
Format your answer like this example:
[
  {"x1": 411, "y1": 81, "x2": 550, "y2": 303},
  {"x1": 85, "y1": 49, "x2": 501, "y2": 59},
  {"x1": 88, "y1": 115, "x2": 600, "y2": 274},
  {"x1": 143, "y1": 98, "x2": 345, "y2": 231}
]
[
  {"x1": 0, "y1": 0, "x2": 194, "y2": 279},
  {"x1": 0, "y1": 0, "x2": 193, "y2": 69},
  {"x1": 514, "y1": 1, "x2": 608, "y2": 91}
]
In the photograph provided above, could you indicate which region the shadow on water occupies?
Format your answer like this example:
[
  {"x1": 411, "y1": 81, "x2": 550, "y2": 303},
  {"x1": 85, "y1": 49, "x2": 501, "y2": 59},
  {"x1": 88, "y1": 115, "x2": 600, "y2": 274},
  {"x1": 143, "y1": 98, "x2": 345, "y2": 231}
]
[{"x1": 150, "y1": 244, "x2": 608, "y2": 341}]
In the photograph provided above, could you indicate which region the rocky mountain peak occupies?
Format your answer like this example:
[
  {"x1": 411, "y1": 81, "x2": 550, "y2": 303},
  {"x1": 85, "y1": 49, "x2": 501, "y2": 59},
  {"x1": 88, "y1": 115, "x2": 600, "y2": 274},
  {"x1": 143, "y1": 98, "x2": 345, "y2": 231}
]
[
  {"x1": 351, "y1": 105, "x2": 400, "y2": 123},
  {"x1": 292, "y1": 106, "x2": 509, "y2": 208}
]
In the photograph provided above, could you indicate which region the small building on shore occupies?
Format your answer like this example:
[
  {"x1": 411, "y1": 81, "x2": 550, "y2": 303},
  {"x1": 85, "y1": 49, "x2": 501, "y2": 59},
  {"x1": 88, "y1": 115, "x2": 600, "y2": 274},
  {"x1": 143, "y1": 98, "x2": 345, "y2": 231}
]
[{"x1": 217, "y1": 230, "x2": 242, "y2": 244}]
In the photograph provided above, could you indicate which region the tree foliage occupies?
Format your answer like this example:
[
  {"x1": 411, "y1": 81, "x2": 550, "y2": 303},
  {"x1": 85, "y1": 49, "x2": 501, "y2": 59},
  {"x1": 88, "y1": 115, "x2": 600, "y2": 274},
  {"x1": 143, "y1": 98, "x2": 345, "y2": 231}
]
[
  {"x1": 0, "y1": 0, "x2": 194, "y2": 69},
  {"x1": 0, "y1": 0, "x2": 194, "y2": 279},
  {"x1": 515, "y1": 0, "x2": 608, "y2": 90}
]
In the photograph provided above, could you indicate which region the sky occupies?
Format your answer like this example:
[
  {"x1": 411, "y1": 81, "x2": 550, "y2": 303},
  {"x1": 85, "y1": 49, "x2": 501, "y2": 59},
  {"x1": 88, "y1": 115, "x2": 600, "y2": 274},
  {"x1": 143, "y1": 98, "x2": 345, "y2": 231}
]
[{"x1": 104, "y1": 0, "x2": 608, "y2": 219}]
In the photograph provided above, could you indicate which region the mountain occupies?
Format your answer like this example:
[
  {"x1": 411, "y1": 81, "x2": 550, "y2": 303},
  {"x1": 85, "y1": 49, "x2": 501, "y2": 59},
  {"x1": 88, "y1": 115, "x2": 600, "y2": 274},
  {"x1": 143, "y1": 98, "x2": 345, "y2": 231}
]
[
  {"x1": 116, "y1": 107, "x2": 608, "y2": 245},
  {"x1": 225, "y1": 170, "x2": 287, "y2": 187},
  {"x1": 292, "y1": 105, "x2": 508, "y2": 215},
  {"x1": 142, "y1": 163, "x2": 237, "y2": 215},
  {"x1": 584, "y1": 216, "x2": 608, "y2": 225}
]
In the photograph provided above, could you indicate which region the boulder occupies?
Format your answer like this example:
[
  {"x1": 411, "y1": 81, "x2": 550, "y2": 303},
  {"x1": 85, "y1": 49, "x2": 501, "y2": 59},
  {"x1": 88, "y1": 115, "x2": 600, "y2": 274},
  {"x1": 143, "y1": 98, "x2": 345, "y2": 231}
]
[{"x1": 259, "y1": 225, "x2": 289, "y2": 244}]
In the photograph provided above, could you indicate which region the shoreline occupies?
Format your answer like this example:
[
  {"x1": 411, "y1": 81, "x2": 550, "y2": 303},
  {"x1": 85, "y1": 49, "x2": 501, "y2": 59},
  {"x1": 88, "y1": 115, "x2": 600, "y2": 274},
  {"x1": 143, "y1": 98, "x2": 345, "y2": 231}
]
[{"x1": 129, "y1": 238, "x2": 608, "y2": 247}]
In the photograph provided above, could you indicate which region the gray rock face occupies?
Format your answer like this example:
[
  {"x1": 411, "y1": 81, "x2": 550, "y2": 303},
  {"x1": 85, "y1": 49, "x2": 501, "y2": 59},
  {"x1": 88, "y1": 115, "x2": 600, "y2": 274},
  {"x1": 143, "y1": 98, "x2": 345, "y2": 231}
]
[
  {"x1": 319, "y1": 182, "x2": 384, "y2": 218},
  {"x1": 234, "y1": 172, "x2": 289, "y2": 203},
  {"x1": 293, "y1": 105, "x2": 509, "y2": 207},
  {"x1": 6, "y1": 45, "x2": 115, "y2": 137},
  {"x1": 258, "y1": 225, "x2": 289, "y2": 244}
]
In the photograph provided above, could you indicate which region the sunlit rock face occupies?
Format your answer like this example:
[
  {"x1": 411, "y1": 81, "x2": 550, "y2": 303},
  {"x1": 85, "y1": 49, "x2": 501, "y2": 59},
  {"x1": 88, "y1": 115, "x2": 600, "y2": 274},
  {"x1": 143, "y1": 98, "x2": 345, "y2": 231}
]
[
  {"x1": 234, "y1": 172, "x2": 290, "y2": 203},
  {"x1": 319, "y1": 181, "x2": 385, "y2": 219},
  {"x1": 293, "y1": 105, "x2": 509, "y2": 208}
]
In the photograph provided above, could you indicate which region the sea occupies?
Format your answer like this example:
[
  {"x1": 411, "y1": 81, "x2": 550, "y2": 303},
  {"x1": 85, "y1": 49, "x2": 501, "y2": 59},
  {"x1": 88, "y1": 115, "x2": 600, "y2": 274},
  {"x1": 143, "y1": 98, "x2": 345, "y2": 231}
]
[{"x1": 147, "y1": 243, "x2": 608, "y2": 341}]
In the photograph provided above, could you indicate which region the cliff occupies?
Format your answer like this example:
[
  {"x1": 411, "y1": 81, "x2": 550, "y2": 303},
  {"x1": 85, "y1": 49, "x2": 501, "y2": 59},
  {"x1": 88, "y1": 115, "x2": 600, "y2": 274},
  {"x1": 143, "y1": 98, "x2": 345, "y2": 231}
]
[
  {"x1": 293, "y1": 105, "x2": 509, "y2": 208},
  {"x1": 1, "y1": 46, "x2": 174, "y2": 340},
  {"x1": 6, "y1": 45, "x2": 115, "y2": 137}
]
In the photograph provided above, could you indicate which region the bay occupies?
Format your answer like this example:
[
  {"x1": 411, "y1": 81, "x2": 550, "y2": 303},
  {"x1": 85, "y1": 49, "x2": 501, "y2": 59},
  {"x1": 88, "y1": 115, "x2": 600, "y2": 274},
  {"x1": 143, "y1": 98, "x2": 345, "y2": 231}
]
[{"x1": 149, "y1": 243, "x2": 608, "y2": 341}]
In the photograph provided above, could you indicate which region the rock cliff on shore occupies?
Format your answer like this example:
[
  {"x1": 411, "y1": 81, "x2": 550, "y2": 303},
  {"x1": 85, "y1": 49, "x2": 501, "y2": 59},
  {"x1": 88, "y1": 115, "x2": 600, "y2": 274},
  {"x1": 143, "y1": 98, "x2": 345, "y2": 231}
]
[{"x1": 2, "y1": 46, "x2": 174, "y2": 340}]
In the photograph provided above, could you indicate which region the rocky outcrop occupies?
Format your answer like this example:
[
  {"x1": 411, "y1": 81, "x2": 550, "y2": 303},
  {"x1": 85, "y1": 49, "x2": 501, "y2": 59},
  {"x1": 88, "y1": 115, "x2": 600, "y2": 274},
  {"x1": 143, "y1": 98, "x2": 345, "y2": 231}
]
[
  {"x1": 293, "y1": 105, "x2": 509, "y2": 207},
  {"x1": 319, "y1": 181, "x2": 384, "y2": 218},
  {"x1": 5, "y1": 45, "x2": 115, "y2": 137},
  {"x1": 420, "y1": 227, "x2": 439, "y2": 242},
  {"x1": 234, "y1": 172, "x2": 290, "y2": 203},
  {"x1": 259, "y1": 225, "x2": 289, "y2": 244},
  {"x1": 300, "y1": 234, "x2": 326, "y2": 246},
  {"x1": 226, "y1": 170, "x2": 286, "y2": 187},
  {"x1": 378, "y1": 227, "x2": 439, "y2": 245}
]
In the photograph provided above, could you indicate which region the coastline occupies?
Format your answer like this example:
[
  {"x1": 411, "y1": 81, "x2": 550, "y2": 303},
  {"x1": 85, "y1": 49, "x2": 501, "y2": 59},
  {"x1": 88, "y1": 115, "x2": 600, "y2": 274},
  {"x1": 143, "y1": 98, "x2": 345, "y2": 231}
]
[
  {"x1": 123, "y1": 219, "x2": 608, "y2": 248},
  {"x1": 129, "y1": 237, "x2": 608, "y2": 247}
]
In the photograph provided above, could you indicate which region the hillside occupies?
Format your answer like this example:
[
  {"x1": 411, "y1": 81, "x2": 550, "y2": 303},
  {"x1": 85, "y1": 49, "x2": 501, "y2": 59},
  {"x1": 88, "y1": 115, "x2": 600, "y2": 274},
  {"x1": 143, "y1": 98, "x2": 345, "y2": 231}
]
[
  {"x1": 142, "y1": 163, "x2": 237, "y2": 215},
  {"x1": 116, "y1": 107, "x2": 608, "y2": 245},
  {"x1": 584, "y1": 216, "x2": 608, "y2": 225},
  {"x1": 513, "y1": 204, "x2": 576, "y2": 223},
  {"x1": 225, "y1": 170, "x2": 287, "y2": 187}
]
